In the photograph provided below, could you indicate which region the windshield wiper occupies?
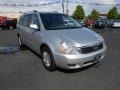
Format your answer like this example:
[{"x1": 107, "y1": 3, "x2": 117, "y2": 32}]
[
  {"x1": 67, "y1": 26, "x2": 82, "y2": 29},
  {"x1": 46, "y1": 26, "x2": 82, "y2": 30}
]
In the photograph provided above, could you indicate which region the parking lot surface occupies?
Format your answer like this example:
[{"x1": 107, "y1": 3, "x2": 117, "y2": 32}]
[{"x1": 0, "y1": 28, "x2": 120, "y2": 90}]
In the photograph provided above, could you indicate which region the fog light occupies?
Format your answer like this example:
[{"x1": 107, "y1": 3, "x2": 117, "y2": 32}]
[{"x1": 67, "y1": 64, "x2": 76, "y2": 67}]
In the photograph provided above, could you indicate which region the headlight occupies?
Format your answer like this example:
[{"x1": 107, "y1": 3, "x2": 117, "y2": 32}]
[{"x1": 59, "y1": 41, "x2": 81, "y2": 55}]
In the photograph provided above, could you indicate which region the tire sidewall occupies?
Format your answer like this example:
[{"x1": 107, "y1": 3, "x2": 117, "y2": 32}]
[
  {"x1": 18, "y1": 35, "x2": 24, "y2": 49},
  {"x1": 18, "y1": 36, "x2": 22, "y2": 46}
]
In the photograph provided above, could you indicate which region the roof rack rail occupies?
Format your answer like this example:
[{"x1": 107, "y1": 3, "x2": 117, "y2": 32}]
[
  {"x1": 53, "y1": 11, "x2": 58, "y2": 13},
  {"x1": 23, "y1": 10, "x2": 38, "y2": 14},
  {"x1": 33, "y1": 10, "x2": 38, "y2": 12}
]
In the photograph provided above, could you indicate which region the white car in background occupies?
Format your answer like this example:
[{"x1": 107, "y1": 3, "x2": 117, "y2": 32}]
[
  {"x1": 113, "y1": 20, "x2": 120, "y2": 27},
  {"x1": 107, "y1": 19, "x2": 120, "y2": 28}
]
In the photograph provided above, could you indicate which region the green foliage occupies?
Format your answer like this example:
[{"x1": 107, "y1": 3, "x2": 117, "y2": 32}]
[
  {"x1": 118, "y1": 13, "x2": 120, "y2": 19},
  {"x1": 90, "y1": 9, "x2": 99, "y2": 20},
  {"x1": 72, "y1": 5, "x2": 85, "y2": 20},
  {"x1": 107, "y1": 6, "x2": 119, "y2": 19},
  {"x1": 87, "y1": 15, "x2": 92, "y2": 19}
]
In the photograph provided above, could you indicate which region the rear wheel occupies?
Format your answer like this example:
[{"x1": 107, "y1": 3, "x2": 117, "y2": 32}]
[
  {"x1": 18, "y1": 35, "x2": 25, "y2": 49},
  {"x1": 41, "y1": 47, "x2": 56, "y2": 72}
]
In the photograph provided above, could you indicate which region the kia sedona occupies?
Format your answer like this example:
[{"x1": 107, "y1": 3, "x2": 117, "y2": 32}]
[{"x1": 17, "y1": 11, "x2": 107, "y2": 71}]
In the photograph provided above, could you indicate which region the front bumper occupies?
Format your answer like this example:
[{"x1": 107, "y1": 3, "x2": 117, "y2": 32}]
[{"x1": 54, "y1": 45, "x2": 107, "y2": 69}]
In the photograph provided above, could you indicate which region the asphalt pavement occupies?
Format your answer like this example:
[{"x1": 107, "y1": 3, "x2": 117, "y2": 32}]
[{"x1": 0, "y1": 28, "x2": 120, "y2": 90}]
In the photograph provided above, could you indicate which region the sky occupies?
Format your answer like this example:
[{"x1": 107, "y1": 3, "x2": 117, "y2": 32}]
[{"x1": 0, "y1": 0, "x2": 120, "y2": 15}]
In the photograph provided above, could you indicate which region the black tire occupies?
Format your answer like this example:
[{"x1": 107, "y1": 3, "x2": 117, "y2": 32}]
[
  {"x1": 2, "y1": 26, "x2": 5, "y2": 30},
  {"x1": 6, "y1": 26, "x2": 9, "y2": 29},
  {"x1": 41, "y1": 47, "x2": 56, "y2": 72},
  {"x1": 18, "y1": 35, "x2": 25, "y2": 49},
  {"x1": 13, "y1": 26, "x2": 16, "y2": 29}
]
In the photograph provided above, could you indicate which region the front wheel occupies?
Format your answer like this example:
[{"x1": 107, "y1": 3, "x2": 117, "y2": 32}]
[{"x1": 41, "y1": 47, "x2": 56, "y2": 72}]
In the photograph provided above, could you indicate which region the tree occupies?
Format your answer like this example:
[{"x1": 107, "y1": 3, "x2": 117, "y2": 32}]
[
  {"x1": 72, "y1": 5, "x2": 85, "y2": 20},
  {"x1": 107, "y1": 6, "x2": 119, "y2": 19},
  {"x1": 90, "y1": 9, "x2": 99, "y2": 20},
  {"x1": 118, "y1": 13, "x2": 120, "y2": 19},
  {"x1": 87, "y1": 15, "x2": 92, "y2": 19}
]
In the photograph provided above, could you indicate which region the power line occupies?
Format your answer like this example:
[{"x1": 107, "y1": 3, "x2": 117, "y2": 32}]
[{"x1": 0, "y1": 1, "x2": 120, "y2": 8}]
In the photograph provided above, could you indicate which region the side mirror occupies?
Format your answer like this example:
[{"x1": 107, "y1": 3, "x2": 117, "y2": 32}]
[{"x1": 30, "y1": 24, "x2": 39, "y2": 30}]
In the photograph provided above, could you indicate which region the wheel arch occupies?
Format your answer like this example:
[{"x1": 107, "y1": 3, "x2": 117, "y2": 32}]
[
  {"x1": 40, "y1": 43, "x2": 51, "y2": 53},
  {"x1": 40, "y1": 43, "x2": 55, "y2": 58}
]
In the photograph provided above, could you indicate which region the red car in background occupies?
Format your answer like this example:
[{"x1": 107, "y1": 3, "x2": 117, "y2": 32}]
[
  {"x1": 0, "y1": 16, "x2": 7, "y2": 29},
  {"x1": 85, "y1": 19, "x2": 96, "y2": 26},
  {"x1": 0, "y1": 16, "x2": 17, "y2": 29}
]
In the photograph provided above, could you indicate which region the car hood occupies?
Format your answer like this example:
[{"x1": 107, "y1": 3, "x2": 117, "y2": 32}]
[{"x1": 49, "y1": 28, "x2": 104, "y2": 46}]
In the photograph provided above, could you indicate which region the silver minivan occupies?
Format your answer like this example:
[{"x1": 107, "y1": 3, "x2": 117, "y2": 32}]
[{"x1": 17, "y1": 11, "x2": 107, "y2": 71}]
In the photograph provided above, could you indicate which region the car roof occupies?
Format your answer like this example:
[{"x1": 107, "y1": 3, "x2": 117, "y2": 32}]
[{"x1": 24, "y1": 10, "x2": 62, "y2": 15}]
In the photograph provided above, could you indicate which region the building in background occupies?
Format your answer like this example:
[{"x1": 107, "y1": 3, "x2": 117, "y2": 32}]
[{"x1": 99, "y1": 14, "x2": 107, "y2": 19}]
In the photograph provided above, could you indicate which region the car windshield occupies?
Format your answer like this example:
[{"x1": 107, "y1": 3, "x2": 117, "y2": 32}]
[{"x1": 40, "y1": 13, "x2": 82, "y2": 30}]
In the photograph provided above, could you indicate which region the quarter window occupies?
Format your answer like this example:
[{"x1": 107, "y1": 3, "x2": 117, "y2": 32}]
[
  {"x1": 21, "y1": 14, "x2": 32, "y2": 27},
  {"x1": 30, "y1": 14, "x2": 40, "y2": 28}
]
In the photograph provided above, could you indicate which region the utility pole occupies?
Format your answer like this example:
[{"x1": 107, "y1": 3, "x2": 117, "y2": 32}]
[
  {"x1": 62, "y1": 0, "x2": 65, "y2": 13},
  {"x1": 66, "y1": 0, "x2": 69, "y2": 15}
]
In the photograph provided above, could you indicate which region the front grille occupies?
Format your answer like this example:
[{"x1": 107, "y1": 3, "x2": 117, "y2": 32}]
[{"x1": 81, "y1": 43, "x2": 103, "y2": 54}]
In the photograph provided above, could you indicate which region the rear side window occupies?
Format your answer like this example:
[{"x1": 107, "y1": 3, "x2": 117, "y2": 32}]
[{"x1": 19, "y1": 14, "x2": 32, "y2": 27}]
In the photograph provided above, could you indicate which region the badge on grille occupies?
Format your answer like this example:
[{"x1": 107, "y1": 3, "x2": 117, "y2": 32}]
[{"x1": 93, "y1": 46, "x2": 99, "y2": 51}]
